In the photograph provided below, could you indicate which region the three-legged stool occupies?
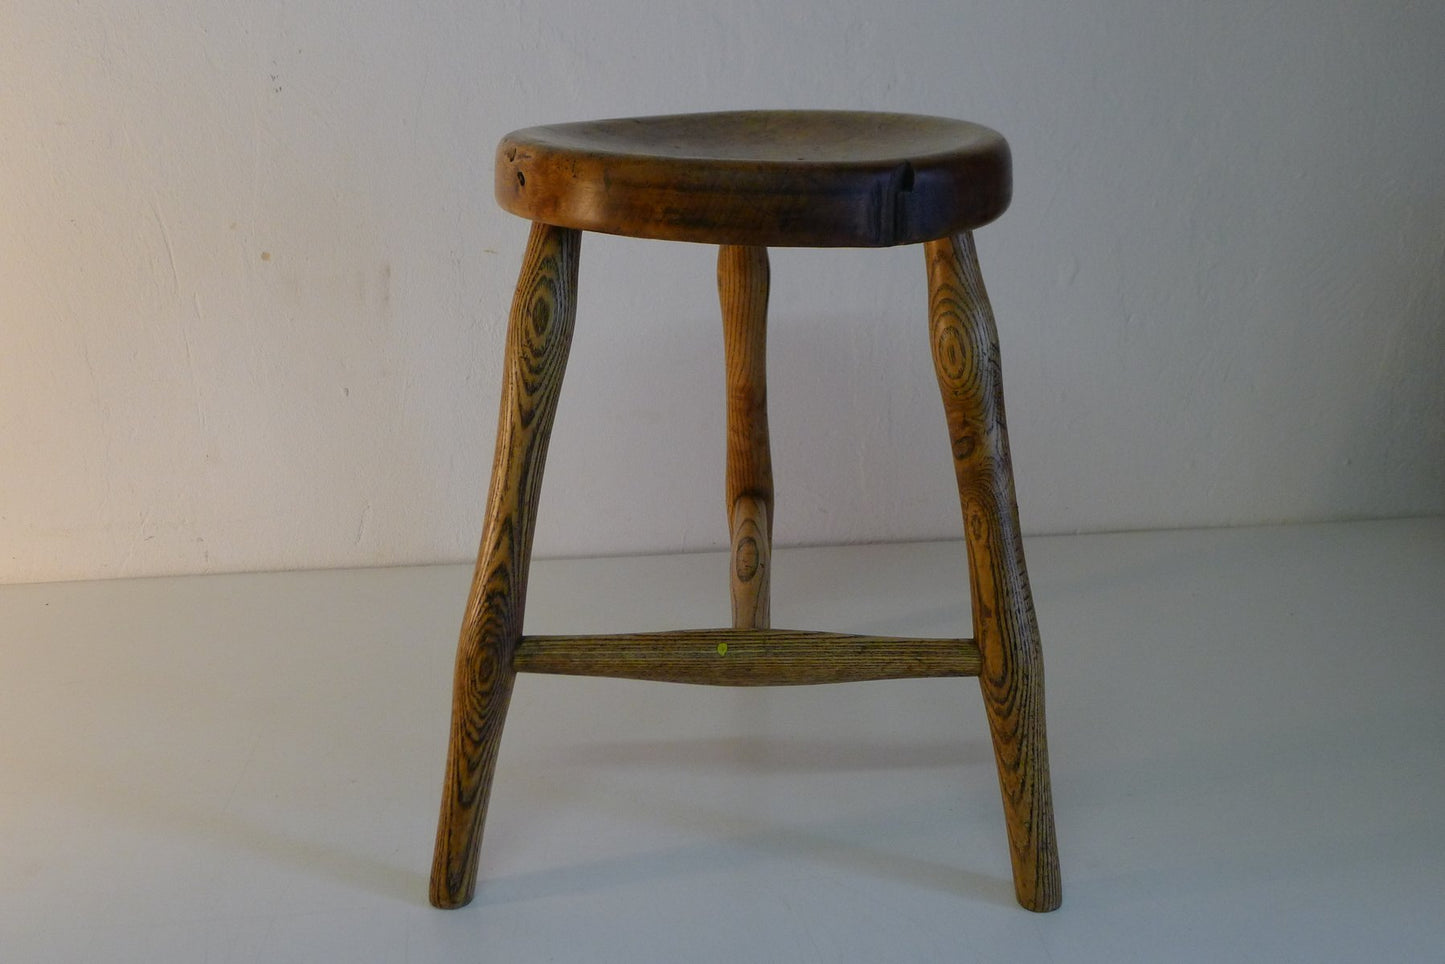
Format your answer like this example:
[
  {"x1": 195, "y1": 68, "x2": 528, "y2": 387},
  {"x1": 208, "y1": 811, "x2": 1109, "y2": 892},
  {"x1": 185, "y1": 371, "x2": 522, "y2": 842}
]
[{"x1": 431, "y1": 111, "x2": 1061, "y2": 912}]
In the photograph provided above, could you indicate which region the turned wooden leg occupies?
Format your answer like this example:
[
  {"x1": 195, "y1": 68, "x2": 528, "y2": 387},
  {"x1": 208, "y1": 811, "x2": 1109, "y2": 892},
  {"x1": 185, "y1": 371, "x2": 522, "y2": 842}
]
[
  {"x1": 924, "y1": 231, "x2": 1061, "y2": 912},
  {"x1": 431, "y1": 222, "x2": 580, "y2": 908},
  {"x1": 718, "y1": 245, "x2": 773, "y2": 630}
]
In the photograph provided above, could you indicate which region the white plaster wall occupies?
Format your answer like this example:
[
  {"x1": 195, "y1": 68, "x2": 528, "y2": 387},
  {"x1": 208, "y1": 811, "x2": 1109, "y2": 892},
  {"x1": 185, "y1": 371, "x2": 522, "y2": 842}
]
[{"x1": 2, "y1": 1, "x2": 1442, "y2": 583}]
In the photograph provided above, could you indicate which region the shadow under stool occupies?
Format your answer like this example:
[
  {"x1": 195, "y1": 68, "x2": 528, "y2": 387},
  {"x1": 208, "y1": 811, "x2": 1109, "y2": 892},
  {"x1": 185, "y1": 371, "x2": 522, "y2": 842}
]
[{"x1": 430, "y1": 110, "x2": 1061, "y2": 913}]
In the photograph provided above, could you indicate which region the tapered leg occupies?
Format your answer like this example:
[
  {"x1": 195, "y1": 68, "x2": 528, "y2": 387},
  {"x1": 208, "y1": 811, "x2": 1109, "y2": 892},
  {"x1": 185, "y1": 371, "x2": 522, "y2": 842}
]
[
  {"x1": 718, "y1": 245, "x2": 773, "y2": 629},
  {"x1": 924, "y1": 232, "x2": 1061, "y2": 912},
  {"x1": 431, "y1": 222, "x2": 580, "y2": 908}
]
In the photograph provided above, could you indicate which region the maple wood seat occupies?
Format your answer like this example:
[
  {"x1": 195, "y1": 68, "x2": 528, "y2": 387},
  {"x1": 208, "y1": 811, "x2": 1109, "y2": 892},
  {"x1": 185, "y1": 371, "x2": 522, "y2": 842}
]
[{"x1": 432, "y1": 110, "x2": 1061, "y2": 916}]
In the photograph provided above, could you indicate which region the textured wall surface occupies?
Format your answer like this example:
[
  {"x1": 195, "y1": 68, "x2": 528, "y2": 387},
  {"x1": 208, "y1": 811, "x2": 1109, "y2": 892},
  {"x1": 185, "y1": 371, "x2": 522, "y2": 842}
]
[{"x1": 3, "y1": 1, "x2": 1443, "y2": 583}]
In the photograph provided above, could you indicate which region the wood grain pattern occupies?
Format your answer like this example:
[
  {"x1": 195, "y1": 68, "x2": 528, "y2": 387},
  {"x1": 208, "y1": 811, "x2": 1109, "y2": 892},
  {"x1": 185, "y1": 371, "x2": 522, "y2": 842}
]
[
  {"x1": 925, "y1": 231, "x2": 1061, "y2": 912},
  {"x1": 719, "y1": 244, "x2": 773, "y2": 629},
  {"x1": 496, "y1": 111, "x2": 1011, "y2": 247},
  {"x1": 513, "y1": 629, "x2": 980, "y2": 685},
  {"x1": 430, "y1": 222, "x2": 580, "y2": 909},
  {"x1": 729, "y1": 496, "x2": 770, "y2": 630}
]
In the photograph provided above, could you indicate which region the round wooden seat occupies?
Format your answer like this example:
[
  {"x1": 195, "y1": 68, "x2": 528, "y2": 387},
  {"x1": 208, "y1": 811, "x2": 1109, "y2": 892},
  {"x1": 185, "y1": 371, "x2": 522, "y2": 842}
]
[{"x1": 495, "y1": 110, "x2": 1011, "y2": 247}]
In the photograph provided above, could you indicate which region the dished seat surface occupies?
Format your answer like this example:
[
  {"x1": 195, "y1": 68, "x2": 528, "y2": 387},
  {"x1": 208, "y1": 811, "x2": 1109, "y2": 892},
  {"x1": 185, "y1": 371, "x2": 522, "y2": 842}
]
[{"x1": 495, "y1": 110, "x2": 1011, "y2": 247}]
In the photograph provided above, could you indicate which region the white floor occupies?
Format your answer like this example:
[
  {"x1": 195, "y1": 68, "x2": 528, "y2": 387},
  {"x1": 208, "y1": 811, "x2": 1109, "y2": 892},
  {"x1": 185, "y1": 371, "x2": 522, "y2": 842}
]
[{"x1": 2, "y1": 518, "x2": 1443, "y2": 962}]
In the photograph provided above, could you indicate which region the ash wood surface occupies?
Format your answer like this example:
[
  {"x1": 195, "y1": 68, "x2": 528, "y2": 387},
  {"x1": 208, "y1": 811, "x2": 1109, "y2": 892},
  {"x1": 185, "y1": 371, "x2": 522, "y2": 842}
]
[
  {"x1": 513, "y1": 629, "x2": 981, "y2": 685},
  {"x1": 431, "y1": 222, "x2": 580, "y2": 909},
  {"x1": 719, "y1": 244, "x2": 773, "y2": 628},
  {"x1": 496, "y1": 111, "x2": 1011, "y2": 247},
  {"x1": 729, "y1": 496, "x2": 770, "y2": 630},
  {"x1": 925, "y1": 231, "x2": 1061, "y2": 912}
]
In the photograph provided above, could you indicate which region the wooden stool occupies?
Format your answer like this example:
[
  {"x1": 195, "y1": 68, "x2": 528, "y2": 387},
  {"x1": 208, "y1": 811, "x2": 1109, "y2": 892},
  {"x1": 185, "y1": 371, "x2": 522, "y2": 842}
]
[{"x1": 431, "y1": 111, "x2": 1061, "y2": 912}]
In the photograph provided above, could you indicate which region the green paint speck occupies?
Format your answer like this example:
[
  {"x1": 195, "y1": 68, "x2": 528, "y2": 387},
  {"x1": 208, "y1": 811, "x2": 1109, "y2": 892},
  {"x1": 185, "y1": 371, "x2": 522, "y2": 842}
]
[{"x1": 717, "y1": 642, "x2": 728, "y2": 656}]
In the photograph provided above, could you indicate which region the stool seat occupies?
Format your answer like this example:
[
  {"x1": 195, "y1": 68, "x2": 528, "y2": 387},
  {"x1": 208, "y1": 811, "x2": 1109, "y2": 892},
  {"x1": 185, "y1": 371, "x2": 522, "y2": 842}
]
[{"x1": 496, "y1": 110, "x2": 1011, "y2": 247}]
